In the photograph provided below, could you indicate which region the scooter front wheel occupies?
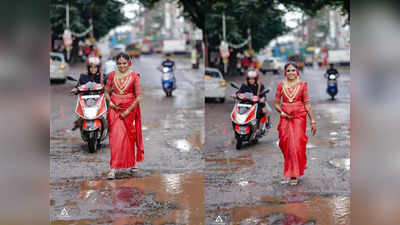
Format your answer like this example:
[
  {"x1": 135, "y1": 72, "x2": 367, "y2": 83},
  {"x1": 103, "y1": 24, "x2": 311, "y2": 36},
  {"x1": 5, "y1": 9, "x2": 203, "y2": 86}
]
[
  {"x1": 88, "y1": 132, "x2": 98, "y2": 153},
  {"x1": 236, "y1": 138, "x2": 242, "y2": 150}
]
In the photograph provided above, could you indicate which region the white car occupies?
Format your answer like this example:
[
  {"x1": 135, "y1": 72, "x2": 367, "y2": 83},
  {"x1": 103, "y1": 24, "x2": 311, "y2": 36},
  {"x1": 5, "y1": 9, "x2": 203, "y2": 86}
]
[
  {"x1": 50, "y1": 52, "x2": 69, "y2": 83},
  {"x1": 260, "y1": 57, "x2": 285, "y2": 75},
  {"x1": 205, "y1": 67, "x2": 227, "y2": 103}
]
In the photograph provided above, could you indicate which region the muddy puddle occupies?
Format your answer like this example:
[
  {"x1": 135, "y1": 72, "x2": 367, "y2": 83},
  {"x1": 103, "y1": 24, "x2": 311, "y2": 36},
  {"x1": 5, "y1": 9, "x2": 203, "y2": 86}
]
[
  {"x1": 206, "y1": 155, "x2": 254, "y2": 168},
  {"x1": 142, "y1": 121, "x2": 162, "y2": 131},
  {"x1": 207, "y1": 194, "x2": 350, "y2": 225},
  {"x1": 51, "y1": 136, "x2": 83, "y2": 144},
  {"x1": 51, "y1": 172, "x2": 205, "y2": 225},
  {"x1": 167, "y1": 130, "x2": 203, "y2": 153}
]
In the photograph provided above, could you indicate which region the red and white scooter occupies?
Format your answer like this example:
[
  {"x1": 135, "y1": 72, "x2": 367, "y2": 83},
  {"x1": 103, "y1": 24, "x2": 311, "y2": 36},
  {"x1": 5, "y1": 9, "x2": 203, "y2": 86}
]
[
  {"x1": 68, "y1": 77, "x2": 108, "y2": 152},
  {"x1": 230, "y1": 83, "x2": 269, "y2": 150}
]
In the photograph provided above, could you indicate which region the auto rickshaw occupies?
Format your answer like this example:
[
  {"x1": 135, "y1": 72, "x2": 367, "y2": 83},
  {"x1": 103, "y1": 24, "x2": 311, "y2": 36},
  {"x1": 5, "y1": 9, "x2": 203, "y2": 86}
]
[
  {"x1": 126, "y1": 43, "x2": 142, "y2": 58},
  {"x1": 288, "y1": 54, "x2": 305, "y2": 72}
]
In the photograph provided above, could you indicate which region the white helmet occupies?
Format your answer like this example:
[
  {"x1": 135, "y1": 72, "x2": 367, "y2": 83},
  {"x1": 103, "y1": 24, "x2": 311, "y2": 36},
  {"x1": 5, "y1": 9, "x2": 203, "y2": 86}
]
[{"x1": 247, "y1": 70, "x2": 259, "y2": 79}]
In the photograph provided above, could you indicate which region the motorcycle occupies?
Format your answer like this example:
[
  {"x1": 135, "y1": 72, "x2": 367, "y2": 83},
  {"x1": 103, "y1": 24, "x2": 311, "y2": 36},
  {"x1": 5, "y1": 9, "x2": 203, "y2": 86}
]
[
  {"x1": 230, "y1": 83, "x2": 270, "y2": 150},
  {"x1": 160, "y1": 66, "x2": 176, "y2": 97},
  {"x1": 324, "y1": 71, "x2": 339, "y2": 100},
  {"x1": 67, "y1": 76, "x2": 108, "y2": 153}
]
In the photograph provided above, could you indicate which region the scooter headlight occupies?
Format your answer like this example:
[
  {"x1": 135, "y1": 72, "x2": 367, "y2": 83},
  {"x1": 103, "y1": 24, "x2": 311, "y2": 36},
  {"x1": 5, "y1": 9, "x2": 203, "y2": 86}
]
[
  {"x1": 329, "y1": 74, "x2": 336, "y2": 80},
  {"x1": 162, "y1": 67, "x2": 170, "y2": 73},
  {"x1": 83, "y1": 107, "x2": 98, "y2": 119}
]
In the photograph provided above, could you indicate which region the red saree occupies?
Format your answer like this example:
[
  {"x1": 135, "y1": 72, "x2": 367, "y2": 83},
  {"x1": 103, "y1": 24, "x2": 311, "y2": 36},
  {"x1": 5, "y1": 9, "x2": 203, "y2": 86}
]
[
  {"x1": 275, "y1": 81, "x2": 310, "y2": 178},
  {"x1": 106, "y1": 71, "x2": 144, "y2": 169}
]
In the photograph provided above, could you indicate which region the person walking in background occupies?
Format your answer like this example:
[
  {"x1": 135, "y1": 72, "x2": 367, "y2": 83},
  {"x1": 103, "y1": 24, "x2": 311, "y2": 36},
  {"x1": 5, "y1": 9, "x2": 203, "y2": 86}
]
[{"x1": 274, "y1": 61, "x2": 317, "y2": 185}]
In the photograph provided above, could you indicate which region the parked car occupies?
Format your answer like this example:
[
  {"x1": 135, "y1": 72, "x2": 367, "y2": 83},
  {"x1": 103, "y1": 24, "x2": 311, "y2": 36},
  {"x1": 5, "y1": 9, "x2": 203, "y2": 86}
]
[
  {"x1": 50, "y1": 52, "x2": 68, "y2": 83},
  {"x1": 260, "y1": 57, "x2": 285, "y2": 75},
  {"x1": 205, "y1": 67, "x2": 227, "y2": 103},
  {"x1": 126, "y1": 43, "x2": 142, "y2": 58}
]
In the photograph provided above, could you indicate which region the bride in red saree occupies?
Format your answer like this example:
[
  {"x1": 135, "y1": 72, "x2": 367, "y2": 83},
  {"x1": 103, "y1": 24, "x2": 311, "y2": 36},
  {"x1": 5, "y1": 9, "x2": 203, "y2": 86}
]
[
  {"x1": 274, "y1": 62, "x2": 317, "y2": 185},
  {"x1": 105, "y1": 53, "x2": 144, "y2": 179}
]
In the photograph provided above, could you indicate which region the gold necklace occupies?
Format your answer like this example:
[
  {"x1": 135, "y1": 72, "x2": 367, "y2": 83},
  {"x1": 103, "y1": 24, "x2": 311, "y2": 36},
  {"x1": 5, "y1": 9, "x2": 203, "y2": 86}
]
[
  {"x1": 114, "y1": 70, "x2": 132, "y2": 94},
  {"x1": 282, "y1": 80, "x2": 300, "y2": 102}
]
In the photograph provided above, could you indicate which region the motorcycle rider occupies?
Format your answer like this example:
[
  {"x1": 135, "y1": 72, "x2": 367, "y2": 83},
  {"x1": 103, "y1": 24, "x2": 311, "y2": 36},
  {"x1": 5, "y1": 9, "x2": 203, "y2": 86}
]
[
  {"x1": 233, "y1": 70, "x2": 271, "y2": 130},
  {"x1": 159, "y1": 53, "x2": 176, "y2": 70},
  {"x1": 325, "y1": 63, "x2": 340, "y2": 78},
  {"x1": 159, "y1": 53, "x2": 176, "y2": 88},
  {"x1": 70, "y1": 56, "x2": 104, "y2": 130}
]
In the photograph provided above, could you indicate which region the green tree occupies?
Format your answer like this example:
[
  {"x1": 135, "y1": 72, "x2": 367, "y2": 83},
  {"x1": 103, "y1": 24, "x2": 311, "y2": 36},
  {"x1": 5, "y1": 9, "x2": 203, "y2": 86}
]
[
  {"x1": 50, "y1": 0, "x2": 129, "y2": 40},
  {"x1": 139, "y1": 0, "x2": 349, "y2": 68}
]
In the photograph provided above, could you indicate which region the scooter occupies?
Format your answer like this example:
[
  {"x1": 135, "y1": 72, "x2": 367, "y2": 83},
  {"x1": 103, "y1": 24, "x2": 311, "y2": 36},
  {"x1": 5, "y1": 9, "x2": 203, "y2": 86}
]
[
  {"x1": 230, "y1": 83, "x2": 270, "y2": 150},
  {"x1": 160, "y1": 66, "x2": 176, "y2": 97},
  {"x1": 67, "y1": 76, "x2": 108, "y2": 153},
  {"x1": 324, "y1": 71, "x2": 339, "y2": 100}
]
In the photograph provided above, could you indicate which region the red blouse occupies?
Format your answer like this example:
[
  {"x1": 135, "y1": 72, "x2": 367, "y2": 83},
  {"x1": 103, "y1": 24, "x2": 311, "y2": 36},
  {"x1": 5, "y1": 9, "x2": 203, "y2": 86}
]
[{"x1": 274, "y1": 81, "x2": 310, "y2": 105}]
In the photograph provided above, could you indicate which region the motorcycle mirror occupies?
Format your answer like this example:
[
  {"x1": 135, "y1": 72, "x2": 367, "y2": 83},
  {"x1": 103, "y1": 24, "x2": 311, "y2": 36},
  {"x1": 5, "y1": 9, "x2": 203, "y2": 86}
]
[
  {"x1": 66, "y1": 76, "x2": 78, "y2": 81},
  {"x1": 231, "y1": 82, "x2": 239, "y2": 89}
]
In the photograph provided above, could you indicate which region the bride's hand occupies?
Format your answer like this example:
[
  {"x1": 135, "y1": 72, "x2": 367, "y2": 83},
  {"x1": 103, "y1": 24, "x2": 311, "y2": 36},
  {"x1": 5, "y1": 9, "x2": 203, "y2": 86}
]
[{"x1": 110, "y1": 102, "x2": 120, "y2": 111}]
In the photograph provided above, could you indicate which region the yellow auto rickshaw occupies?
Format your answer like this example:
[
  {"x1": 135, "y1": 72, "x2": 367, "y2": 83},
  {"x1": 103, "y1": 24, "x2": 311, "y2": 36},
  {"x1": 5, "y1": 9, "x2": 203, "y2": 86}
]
[
  {"x1": 288, "y1": 54, "x2": 305, "y2": 72},
  {"x1": 126, "y1": 43, "x2": 142, "y2": 58}
]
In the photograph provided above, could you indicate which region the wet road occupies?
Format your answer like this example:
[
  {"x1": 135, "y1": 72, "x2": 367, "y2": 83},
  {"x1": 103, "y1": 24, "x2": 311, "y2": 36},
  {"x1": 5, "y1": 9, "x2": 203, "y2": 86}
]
[
  {"x1": 50, "y1": 54, "x2": 205, "y2": 224},
  {"x1": 205, "y1": 67, "x2": 350, "y2": 224}
]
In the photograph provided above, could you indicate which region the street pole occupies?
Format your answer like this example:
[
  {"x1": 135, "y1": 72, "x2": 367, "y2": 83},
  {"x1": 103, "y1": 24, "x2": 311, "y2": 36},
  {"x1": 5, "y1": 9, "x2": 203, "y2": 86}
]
[
  {"x1": 66, "y1": 2, "x2": 71, "y2": 61},
  {"x1": 222, "y1": 13, "x2": 227, "y2": 74},
  {"x1": 222, "y1": 13, "x2": 226, "y2": 41},
  {"x1": 66, "y1": 2, "x2": 70, "y2": 29},
  {"x1": 248, "y1": 27, "x2": 252, "y2": 52}
]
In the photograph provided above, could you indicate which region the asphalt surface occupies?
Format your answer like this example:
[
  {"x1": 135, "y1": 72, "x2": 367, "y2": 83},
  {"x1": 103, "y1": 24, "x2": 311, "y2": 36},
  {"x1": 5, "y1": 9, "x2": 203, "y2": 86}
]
[
  {"x1": 50, "y1": 54, "x2": 205, "y2": 224},
  {"x1": 205, "y1": 66, "x2": 350, "y2": 225},
  {"x1": 50, "y1": 56, "x2": 350, "y2": 224}
]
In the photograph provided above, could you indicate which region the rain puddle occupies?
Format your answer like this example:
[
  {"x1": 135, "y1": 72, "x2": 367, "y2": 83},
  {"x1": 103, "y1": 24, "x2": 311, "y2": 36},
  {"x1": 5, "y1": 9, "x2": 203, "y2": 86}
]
[
  {"x1": 330, "y1": 131, "x2": 339, "y2": 136},
  {"x1": 142, "y1": 121, "x2": 161, "y2": 128},
  {"x1": 173, "y1": 139, "x2": 191, "y2": 152},
  {"x1": 51, "y1": 172, "x2": 204, "y2": 224},
  {"x1": 329, "y1": 158, "x2": 350, "y2": 171},
  {"x1": 170, "y1": 131, "x2": 203, "y2": 153},
  {"x1": 206, "y1": 154, "x2": 254, "y2": 167},
  {"x1": 208, "y1": 195, "x2": 350, "y2": 225},
  {"x1": 50, "y1": 136, "x2": 83, "y2": 144},
  {"x1": 187, "y1": 131, "x2": 204, "y2": 151},
  {"x1": 307, "y1": 138, "x2": 337, "y2": 148}
]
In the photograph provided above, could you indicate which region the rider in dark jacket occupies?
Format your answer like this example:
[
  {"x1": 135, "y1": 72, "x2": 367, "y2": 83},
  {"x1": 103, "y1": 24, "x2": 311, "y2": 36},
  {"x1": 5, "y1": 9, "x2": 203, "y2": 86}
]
[
  {"x1": 235, "y1": 70, "x2": 271, "y2": 129},
  {"x1": 70, "y1": 57, "x2": 104, "y2": 130}
]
